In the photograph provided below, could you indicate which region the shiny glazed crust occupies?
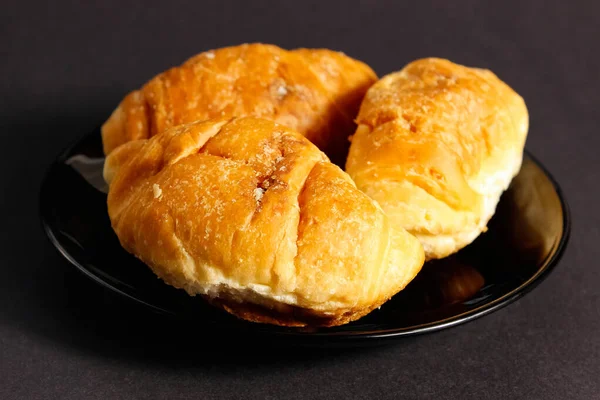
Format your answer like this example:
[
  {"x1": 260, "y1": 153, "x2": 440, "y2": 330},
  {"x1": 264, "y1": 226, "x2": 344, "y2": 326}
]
[
  {"x1": 346, "y1": 58, "x2": 529, "y2": 260},
  {"x1": 104, "y1": 117, "x2": 424, "y2": 327},
  {"x1": 101, "y1": 43, "x2": 377, "y2": 165}
]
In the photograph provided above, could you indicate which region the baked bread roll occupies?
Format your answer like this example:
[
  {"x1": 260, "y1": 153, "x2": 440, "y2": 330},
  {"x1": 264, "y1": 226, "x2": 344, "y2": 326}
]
[
  {"x1": 104, "y1": 117, "x2": 424, "y2": 327},
  {"x1": 101, "y1": 43, "x2": 377, "y2": 165},
  {"x1": 346, "y1": 58, "x2": 529, "y2": 260}
]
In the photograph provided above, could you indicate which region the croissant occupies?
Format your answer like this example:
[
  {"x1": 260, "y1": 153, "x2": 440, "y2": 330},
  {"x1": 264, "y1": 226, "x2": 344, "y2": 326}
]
[
  {"x1": 101, "y1": 43, "x2": 377, "y2": 165},
  {"x1": 104, "y1": 117, "x2": 424, "y2": 327},
  {"x1": 346, "y1": 58, "x2": 529, "y2": 260}
]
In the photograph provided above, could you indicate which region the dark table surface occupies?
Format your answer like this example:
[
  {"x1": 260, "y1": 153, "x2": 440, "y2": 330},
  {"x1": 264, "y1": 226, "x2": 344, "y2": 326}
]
[{"x1": 2, "y1": 1, "x2": 599, "y2": 399}]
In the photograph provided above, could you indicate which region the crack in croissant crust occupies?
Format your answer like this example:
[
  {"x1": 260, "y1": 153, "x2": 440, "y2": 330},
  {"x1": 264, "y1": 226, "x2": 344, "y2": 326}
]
[
  {"x1": 104, "y1": 117, "x2": 424, "y2": 327},
  {"x1": 346, "y1": 58, "x2": 529, "y2": 260},
  {"x1": 100, "y1": 43, "x2": 377, "y2": 166}
]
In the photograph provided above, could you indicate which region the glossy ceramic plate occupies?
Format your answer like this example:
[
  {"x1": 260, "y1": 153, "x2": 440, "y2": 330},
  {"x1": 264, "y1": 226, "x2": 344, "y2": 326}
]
[{"x1": 40, "y1": 128, "x2": 570, "y2": 344}]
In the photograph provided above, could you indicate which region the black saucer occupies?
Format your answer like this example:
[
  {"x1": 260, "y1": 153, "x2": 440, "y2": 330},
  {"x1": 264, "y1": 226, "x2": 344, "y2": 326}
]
[{"x1": 40, "y1": 128, "x2": 570, "y2": 345}]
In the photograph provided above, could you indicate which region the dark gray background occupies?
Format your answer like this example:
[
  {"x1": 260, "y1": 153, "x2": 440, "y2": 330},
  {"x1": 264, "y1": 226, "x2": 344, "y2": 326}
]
[{"x1": 1, "y1": 1, "x2": 598, "y2": 399}]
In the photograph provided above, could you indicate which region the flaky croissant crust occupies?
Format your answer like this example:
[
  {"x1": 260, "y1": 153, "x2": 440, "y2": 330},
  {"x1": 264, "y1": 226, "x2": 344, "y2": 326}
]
[
  {"x1": 347, "y1": 58, "x2": 529, "y2": 260},
  {"x1": 105, "y1": 117, "x2": 424, "y2": 327}
]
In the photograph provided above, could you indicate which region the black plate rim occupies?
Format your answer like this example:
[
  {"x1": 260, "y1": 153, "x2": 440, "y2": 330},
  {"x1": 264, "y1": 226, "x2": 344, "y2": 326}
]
[{"x1": 39, "y1": 131, "x2": 571, "y2": 343}]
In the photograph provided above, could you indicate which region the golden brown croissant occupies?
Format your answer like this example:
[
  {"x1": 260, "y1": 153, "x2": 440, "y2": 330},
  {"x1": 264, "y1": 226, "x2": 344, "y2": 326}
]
[
  {"x1": 104, "y1": 117, "x2": 424, "y2": 327},
  {"x1": 101, "y1": 43, "x2": 377, "y2": 165},
  {"x1": 346, "y1": 58, "x2": 529, "y2": 260}
]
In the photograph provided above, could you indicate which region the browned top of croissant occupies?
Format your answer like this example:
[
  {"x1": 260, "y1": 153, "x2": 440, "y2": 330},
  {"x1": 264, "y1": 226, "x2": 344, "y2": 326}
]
[
  {"x1": 101, "y1": 43, "x2": 377, "y2": 165},
  {"x1": 104, "y1": 117, "x2": 424, "y2": 327}
]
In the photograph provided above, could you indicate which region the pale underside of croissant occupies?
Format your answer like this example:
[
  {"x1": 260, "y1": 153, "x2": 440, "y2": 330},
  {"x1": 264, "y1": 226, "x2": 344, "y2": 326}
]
[
  {"x1": 101, "y1": 43, "x2": 377, "y2": 166},
  {"x1": 346, "y1": 58, "x2": 529, "y2": 260},
  {"x1": 104, "y1": 117, "x2": 424, "y2": 327}
]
